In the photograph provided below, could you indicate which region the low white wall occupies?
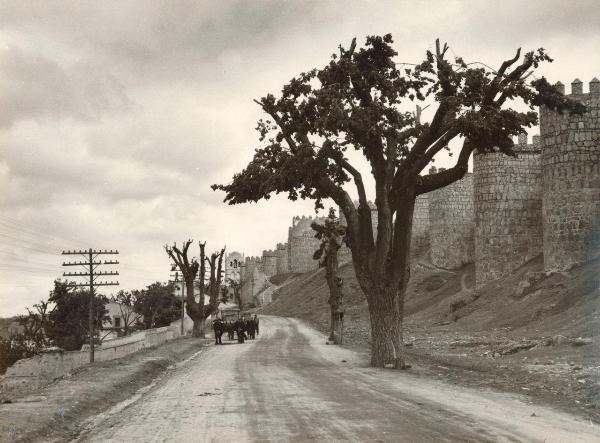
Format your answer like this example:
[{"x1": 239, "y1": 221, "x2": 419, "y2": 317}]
[{"x1": 0, "y1": 315, "x2": 196, "y2": 391}]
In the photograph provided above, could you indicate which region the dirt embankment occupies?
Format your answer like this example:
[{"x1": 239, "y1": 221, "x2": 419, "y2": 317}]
[
  {"x1": 0, "y1": 336, "x2": 210, "y2": 442},
  {"x1": 259, "y1": 254, "x2": 600, "y2": 421}
]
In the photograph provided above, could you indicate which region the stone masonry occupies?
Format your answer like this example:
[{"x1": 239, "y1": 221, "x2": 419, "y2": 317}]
[
  {"x1": 474, "y1": 134, "x2": 543, "y2": 288},
  {"x1": 540, "y1": 78, "x2": 600, "y2": 271},
  {"x1": 429, "y1": 173, "x2": 475, "y2": 269},
  {"x1": 287, "y1": 215, "x2": 325, "y2": 273},
  {"x1": 275, "y1": 243, "x2": 289, "y2": 274},
  {"x1": 261, "y1": 249, "x2": 278, "y2": 277},
  {"x1": 240, "y1": 256, "x2": 266, "y2": 307},
  {"x1": 224, "y1": 251, "x2": 243, "y2": 284},
  {"x1": 411, "y1": 194, "x2": 430, "y2": 257},
  {"x1": 337, "y1": 201, "x2": 378, "y2": 264}
]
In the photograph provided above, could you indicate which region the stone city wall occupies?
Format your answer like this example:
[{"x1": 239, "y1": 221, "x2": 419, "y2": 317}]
[
  {"x1": 540, "y1": 78, "x2": 600, "y2": 271},
  {"x1": 474, "y1": 134, "x2": 543, "y2": 287},
  {"x1": 239, "y1": 80, "x2": 600, "y2": 290},
  {"x1": 261, "y1": 249, "x2": 278, "y2": 277},
  {"x1": 275, "y1": 243, "x2": 289, "y2": 275},
  {"x1": 287, "y1": 215, "x2": 324, "y2": 273},
  {"x1": 240, "y1": 256, "x2": 265, "y2": 307},
  {"x1": 411, "y1": 194, "x2": 430, "y2": 257},
  {"x1": 429, "y1": 173, "x2": 475, "y2": 269}
]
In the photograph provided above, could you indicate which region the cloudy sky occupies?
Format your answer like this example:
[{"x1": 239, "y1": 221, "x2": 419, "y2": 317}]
[{"x1": 1, "y1": 0, "x2": 598, "y2": 316}]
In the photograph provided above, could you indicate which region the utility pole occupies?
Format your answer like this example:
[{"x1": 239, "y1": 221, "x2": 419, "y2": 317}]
[
  {"x1": 62, "y1": 249, "x2": 119, "y2": 363},
  {"x1": 169, "y1": 268, "x2": 185, "y2": 336}
]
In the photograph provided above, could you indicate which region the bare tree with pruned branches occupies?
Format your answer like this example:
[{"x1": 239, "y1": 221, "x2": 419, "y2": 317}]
[{"x1": 165, "y1": 240, "x2": 225, "y2": 337}]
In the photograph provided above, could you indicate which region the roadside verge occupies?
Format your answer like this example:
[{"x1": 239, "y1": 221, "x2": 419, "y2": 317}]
[{"x1": 0, "y1": 336, "x2": 210, "y2": 442}]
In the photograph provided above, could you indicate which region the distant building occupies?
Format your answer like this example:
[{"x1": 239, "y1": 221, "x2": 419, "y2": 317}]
[
  {"x1": 170, "y1": 279, "x2": 209, "y2": 305},
  {"x1": 102, "y1": 302, "x2": 142, "y2": 340},
  {"x1": 224, "y1": 251, "x2": 244, "y2": 284}
]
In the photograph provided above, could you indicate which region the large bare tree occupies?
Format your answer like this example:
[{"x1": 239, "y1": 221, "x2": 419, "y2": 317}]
[
  {"x1": 165, "y1": 240, "x2": 225, "y2": 337},
  {"x1": 213, "y1": 36, "x2": 584, "y2": 367}
]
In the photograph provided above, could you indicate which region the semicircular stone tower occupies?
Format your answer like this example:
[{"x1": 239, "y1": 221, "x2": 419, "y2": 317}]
[
  {"x1": 540, "y1": 78, "x2": 600, "y2": 271},
  {"x1": 473, "y1": 134, "x2": 543, "y2": 288}
]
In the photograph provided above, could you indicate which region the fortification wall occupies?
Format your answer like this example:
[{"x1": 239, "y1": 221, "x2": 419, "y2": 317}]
[
  {"x1": 276, "y1": 243, "x2": 289, "y2": 274},
  {"x1": 239, "y1": 82, "x2": 599, "y2": 284},
  {"x1": 337, "y1": 201, "x2": 378, "y2": 264},
  {"x1": 411, "y1": 194, "x2": 430, "y2": 256},
  {"x1": 540, "y1": 78, "x2": 600, "y2": 271},
  {"x1": 474, "y1": 134, "x2": 543, "y2": 287},
  {"x1": 429, "y1": 173, "x2": 475, "y2": 269},
  {"x1": 288, "y1": 215, "x2": 324, "y2": 273},
  {"x1": 240, "y1": 257, "x2": 259, "y2": 306},
  {"x1": 261, "y1": 249, "x2": 278, "y2": 277}
]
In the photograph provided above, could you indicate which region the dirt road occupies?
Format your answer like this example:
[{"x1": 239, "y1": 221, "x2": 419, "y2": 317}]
[{"x1": 73, "y1": 316, "x2": 599, "y2": 442}]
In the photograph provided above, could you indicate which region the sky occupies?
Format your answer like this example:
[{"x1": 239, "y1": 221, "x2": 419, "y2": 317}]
[{"x1": 1, "y1": 0, "x2": 599, "y2": 317}]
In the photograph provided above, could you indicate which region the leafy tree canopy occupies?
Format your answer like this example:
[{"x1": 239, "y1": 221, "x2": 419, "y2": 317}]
[
  {"x1": 213, "y1": 35, "x2": 584, "y2": 212},
  {"x1": 46, "y1": 280, "x2": 109, "y2": 351}
]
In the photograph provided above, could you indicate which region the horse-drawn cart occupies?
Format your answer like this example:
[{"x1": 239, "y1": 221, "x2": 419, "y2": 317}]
[{"x1": 212, "y1": 304, "x2": 258, "y2": 345}]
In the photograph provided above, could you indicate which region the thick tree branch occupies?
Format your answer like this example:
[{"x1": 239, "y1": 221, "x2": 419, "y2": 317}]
[
  {"x1": 483, "y1": 48, "x2": 521, "y2": 104},
  {"x1": 410, "y1": 126, "x2": 460, "y2": 174},
  {"x1": 415, "y1": 139, "x2": 475, "y2": 195}
]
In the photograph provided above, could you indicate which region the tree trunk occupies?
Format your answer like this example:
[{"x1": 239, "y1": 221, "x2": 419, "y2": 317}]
[
  {"x1": 325, "y1": 243, "x2": 341, "y2": 344},
  {"x1": 192, "y1": 317, "x2": 205, "y2": 338},
  {"x1": 367, "y1": 287, "x2": 406, "y2": 368},
  {"x1": 329, "y1": 307, "x2": 337, "y2": 342}
]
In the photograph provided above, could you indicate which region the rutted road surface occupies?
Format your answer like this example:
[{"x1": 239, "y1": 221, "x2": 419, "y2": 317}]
[{"x1": 74, "y1": 316, "x2": 599, "y2": 442}]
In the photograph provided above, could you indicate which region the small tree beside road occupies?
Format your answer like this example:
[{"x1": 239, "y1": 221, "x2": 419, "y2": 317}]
[
  {"x1": 46, "y1": 280, "x2": 110, "y2": 351},
  {"x1": 312, "y1": 208, "x2": 347, "y2": 344},
  {"x1": 133, "y1": 283, "x2": 179, "y2": 330}
]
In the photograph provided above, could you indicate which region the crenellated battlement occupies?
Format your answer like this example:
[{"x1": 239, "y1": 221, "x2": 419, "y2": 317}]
[
  {"x1": 236, "y1": 78, "x2": 598, "y2": 287},
  {"x1": 513, "y1": 133, "x2": 542, "y2": 153},
  {"x1": 245, "y1": 256, "x2": 262, "y2": 264},
  {"x1": 553, "y1": 78, "x2": 600, "y2": 96},
  {"x1": 540, "y1": 76, "x2": 600, "y2": 271},
  {"x1": 290, "y1": 214, "x2": 326, "y2": 236}
]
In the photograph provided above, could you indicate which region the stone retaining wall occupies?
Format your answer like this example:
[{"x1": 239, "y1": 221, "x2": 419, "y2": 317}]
[{"x1": 0, "y1": 316, "x2": 193, "y2": 391}]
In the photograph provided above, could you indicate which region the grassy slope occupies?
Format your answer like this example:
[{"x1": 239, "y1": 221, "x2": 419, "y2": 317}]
[
  {"x1": 259, "y1": 253, "x2": 600, "y2": 419},
  {"x1": 262, "y1": 254, "x2": 600, "y2": 340}
]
